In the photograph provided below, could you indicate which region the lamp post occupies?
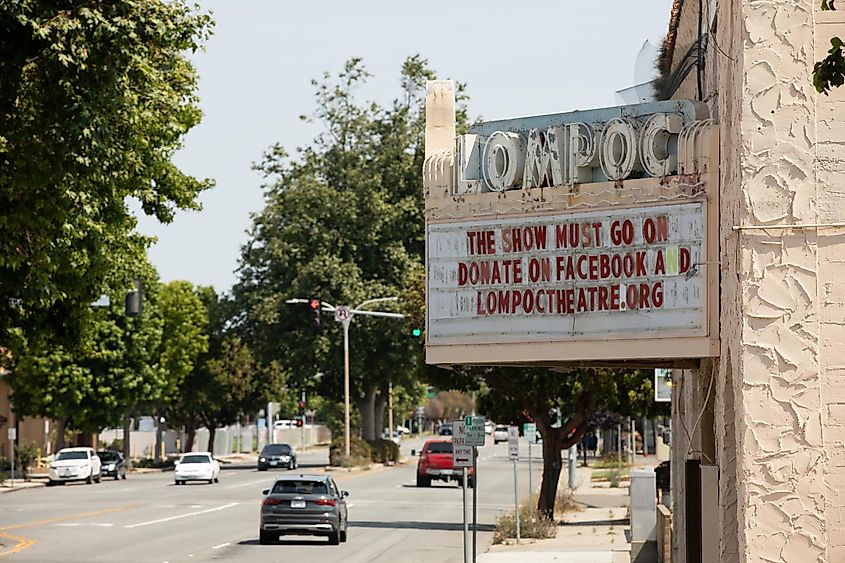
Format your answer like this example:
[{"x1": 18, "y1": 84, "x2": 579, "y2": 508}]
[{"x1": 286, "y1": 296, "x2": 403, "y2": 457}]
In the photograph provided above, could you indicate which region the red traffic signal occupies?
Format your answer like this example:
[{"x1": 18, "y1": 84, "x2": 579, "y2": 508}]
[
  {"x1": 296, "y1": 419, "x2": 303, "y2": 428},
  {"x1": 307, "y1": 298, "x2": 321, "y2": 327}
]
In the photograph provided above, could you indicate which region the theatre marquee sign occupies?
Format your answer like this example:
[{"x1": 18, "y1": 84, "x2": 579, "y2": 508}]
[{"x1": 423, "y1": 86, "x2": 719, "y2": 366}]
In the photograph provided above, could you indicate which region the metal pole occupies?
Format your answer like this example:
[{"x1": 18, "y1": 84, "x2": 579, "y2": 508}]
[
  {"x1": 462, "y1": 466, "x2": 468, "y2": 563},
  {"x1": 513, "y1": 459, "x2": 520, "y2": 543},
  {"x1": 388, "y1": 380, "x2": 394, "y2": 443},
  {"x1": 630, "y1": 418, "x2": 636, "y2": 465},
  {"x1": 617, "y1": 423, "x2": 622, "y2": 482},
  {"x1": 343, "y1": 319, "x2": 351, "y2": 458},
  {"x1": 300, "y1": 391, "x2": 306, "y2": 452},
  {"x1": 528, "y1": 441, "x2": 532, "y2": 510},
  {"x1": 472, "y1": 446, "x2": 477, "y2": 563},
  {"x1": 568, "y1": 445, "x2": 577, "y2": 489},
  {"x1": 9, "y1": 437, "x2": 14, "y2": 487}
]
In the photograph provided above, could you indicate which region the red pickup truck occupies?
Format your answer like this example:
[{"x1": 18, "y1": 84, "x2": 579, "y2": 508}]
[{"x1": 413, "y1": 439, "x2": 475, "y2": 488}]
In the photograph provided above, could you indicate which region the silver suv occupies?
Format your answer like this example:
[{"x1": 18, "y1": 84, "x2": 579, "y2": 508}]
[{"x1": 259, "y1": 474, "x2": 349, "y2": 545}]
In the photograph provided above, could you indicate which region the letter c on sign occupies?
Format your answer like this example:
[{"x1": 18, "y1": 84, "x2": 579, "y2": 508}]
[
  {"x1": 483, "y1": 131, "x2": 526, "y2": 192},
  {"x1": 639, "y1": 113, "x2": 683, "y2": 177},
  {"x1": 600, "y1": 118, "x2": 639, "y2": 181}
]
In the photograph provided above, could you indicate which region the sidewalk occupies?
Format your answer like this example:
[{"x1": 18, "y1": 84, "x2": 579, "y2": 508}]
[{"x1": 480, "y1": 464, "x2": 631, "y2": 563}]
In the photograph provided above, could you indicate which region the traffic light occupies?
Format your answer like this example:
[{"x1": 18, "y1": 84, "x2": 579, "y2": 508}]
[
  {"x1": 297, "y1": 401, "x2": 305, "y2": 417},
  {"x1": 308, "y1": 298, "x2": 321, "y2": 327},
  {"x1": 296, "y1": 418, "x2": 303, "y2": 428},
  {"x1": 125, "y1": 277, "x2": 142, "y2": 317},
  {"x1": 411, "y1": 328, "x2": 422, "y2": 337}
]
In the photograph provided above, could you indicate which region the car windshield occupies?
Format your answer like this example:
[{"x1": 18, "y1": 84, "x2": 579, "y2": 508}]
[
  {"x1": 56, "y1": 451, "x2": 88, "y2": 461},
  {"x1": 272, "y1": 480, "x2": 328, "y2": 495},
  {"x1": 180, "y1": 455, "x2": 210, "y2": 464},
  {"x1": 97, "y1": 451, "x2": 118, "y2": 461},
  {"x1": 261, "y1": 445, "x2": 291, "y2": 455},
  {"x1": 425, "y1": 442, "x2": 453, "y2": 454},
  {"x1": 496, "y1": 426, "x2": 507, "y2": 431}
]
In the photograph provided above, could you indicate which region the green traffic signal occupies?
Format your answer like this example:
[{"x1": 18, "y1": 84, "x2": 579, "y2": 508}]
[{"x1": 412, "y1": 328, "x2": 422, "y2": 337}]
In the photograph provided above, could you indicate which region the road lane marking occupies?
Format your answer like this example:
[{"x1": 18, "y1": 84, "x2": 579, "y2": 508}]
[
  {"x1": 0, "y1": 504, "x2": 140, "y2": 531},
  {"x1": 124, "y1": 503, "x2": 239, "y2": 529},
  {"x1": 211, "y1": 542, "x2": 230, "y2": 550},
  {"x1": 0, "y1": 532, "x2": 34, "y2": 558},
  {"x1": 55, "y1": 523, "x2": 114, "y2": 527},
  {"x1": 0, "y1": 504, "x2": 139, "y2": 559}
]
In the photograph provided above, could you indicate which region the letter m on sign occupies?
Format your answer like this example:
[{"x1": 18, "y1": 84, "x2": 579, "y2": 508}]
[{"x1": 523, "y1": 127, "x2": 564, "y2": 188}]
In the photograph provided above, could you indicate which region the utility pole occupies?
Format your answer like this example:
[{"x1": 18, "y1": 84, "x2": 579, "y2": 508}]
[
  {"x1": 286, "y1": 296, "x2": 403, "y2": 457},
  {"x1": 388, "y1": 380, "x2": 394, "y2": 444}
]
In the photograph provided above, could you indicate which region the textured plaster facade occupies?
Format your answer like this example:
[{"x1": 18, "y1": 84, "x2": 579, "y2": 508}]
[{"x1": 663, "y1": 0, "x2": 845, "y2": 561}]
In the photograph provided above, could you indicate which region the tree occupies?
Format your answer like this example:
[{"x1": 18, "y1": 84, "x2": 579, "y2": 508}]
[
  {"x1": 0, "y1": 1, "x2": 213, "y2": 351},
  {"x1": 4, "y1": 265, "x2": 165, "y2": 447},
  {"x1": 814, "y1": 2, "x2": 845, "y2": 94},
  {"x1": 478, "y1": 367, "x2": 668, "y2": 517},
  {"x1": 233, "y1": 56, "x2": 466, "y2": 442}
]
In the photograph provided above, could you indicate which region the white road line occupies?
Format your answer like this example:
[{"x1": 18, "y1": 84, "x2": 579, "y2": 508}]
[
  {"x1": 211, "y1": 543, "x2": 230, "y2": 550},
  {"x1": 124, "y1": 503, "x2": 239, "y2": 529},
  {"x1": 55, "y1": 523, "x2": 115, "y2": 527}
]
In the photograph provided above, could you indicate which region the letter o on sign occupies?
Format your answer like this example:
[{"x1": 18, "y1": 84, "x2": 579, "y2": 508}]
[
  {"x1": 483, "y1": 131, "x2": 526, "y2": 192},
  {"x1": 600, "y1": 118, "x2": 639, "y2": 181}
]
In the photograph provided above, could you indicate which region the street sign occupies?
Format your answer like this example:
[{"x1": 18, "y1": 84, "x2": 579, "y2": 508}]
[
  {"x1": 464, "y1": 415, "x2": 486, "y2": 447},
  {"x1": 334, "y1": 306, "x2": 351, "y2": 322},
  {"x1": 523, "y1": 423, "x2": 537, "y2": 443},
  {"x1": 452, "y1": 421, "x2": 472, "y2": 468},
  {"x1": 7, "y1": 428, "x2": 16, "y2": 440},
  {"x1": 507, "y1": 425, "x2": 519, "y2": 460}
]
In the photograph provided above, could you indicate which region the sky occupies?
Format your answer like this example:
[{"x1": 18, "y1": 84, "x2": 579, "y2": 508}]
[{"x1": 134, "y1": 0, "x2": 676, "y2": 293}]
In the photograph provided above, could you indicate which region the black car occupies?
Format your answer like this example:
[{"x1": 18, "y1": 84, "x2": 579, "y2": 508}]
[
  {"x1": 438, "y1": 424, "x2": 453, "y2": 436},
  {"x1": 258, "y1": 443, "x2": 297, "y2": 471},
  {"x1": 96, "y1": 450, "x2": 127, "y2": 480}
]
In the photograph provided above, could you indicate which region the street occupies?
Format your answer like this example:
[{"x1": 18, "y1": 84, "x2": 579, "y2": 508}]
[{"x1": 0, "y1": 437, "x2": 544, "y2": 562}]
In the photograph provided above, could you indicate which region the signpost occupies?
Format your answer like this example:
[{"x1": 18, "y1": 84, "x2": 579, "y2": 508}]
[
  {"x1": 8, "y1": 427, "x2": 16, "y2": 486},
  {"x1": 464, "y1": 415, "x2": 485, "y2": 563},
  {"x1": 507, "y1": 425, "x2": 520, "y2": 543},
  {"x1": 453, "y1": 421, "x2": 469, "y2": 563},
  {"x1": 523, "y1": 423, "x2": 536, "y2": 510}
]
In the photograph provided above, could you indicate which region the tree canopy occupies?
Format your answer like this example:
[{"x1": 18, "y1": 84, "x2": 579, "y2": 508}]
[{"x1": 0, "y1": 1, "x2": 213, "y2": 351}]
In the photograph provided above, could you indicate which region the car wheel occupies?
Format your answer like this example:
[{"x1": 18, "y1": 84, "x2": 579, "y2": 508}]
[
  {"x1": 86, "y1": 472, "x2": 93, "y2": 485},
  {"x1": 416, "y1": 474, "x2": 430, "y2": 487},
  {"x1": 121, "y1": 469, "x2": 127, "y2": 480},
  {"x1": 214, "y1": 476, "x2": 219, "y2": 483},
  {"x1": 208, "y1": 478, "x2": 214, "y2": 485},
  {"x1": 95, "y1": 472, "x2": 101, "y2": 483},
  {"x1": 258, "y1": 467, "x2": 267, "y2": 472},
  {"x1": 114, "y1": 472, "x2": 120, "y2": 480},
  {"x1": 46, "y1": 480, "x2": 55, "y2": 487},
  {"x1": 175, "y1": 480, "x2": 182, "y2": 485},
  {"x1": 259, "y1": 530, "x2": 274, "y2": 545},
  {"x1": 340, "y1": 529, "x2": 348, "y2": 543},
  {"x1": 328, "y1": 531, "x2": 340, "y2": 545}
]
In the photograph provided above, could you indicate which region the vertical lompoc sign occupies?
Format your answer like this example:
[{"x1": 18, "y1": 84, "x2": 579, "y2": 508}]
[{"x1": 423, "y1": 93, "x2": 719, "y2": 366}]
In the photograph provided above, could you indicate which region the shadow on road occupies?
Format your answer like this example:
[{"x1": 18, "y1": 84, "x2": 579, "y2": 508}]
[
  {"x1": 399, "y1": 483, "x2": 461, "y2": 489},
  {"x1": 350, "y1": 520, "x2": 496, "y2": 532},
  {"x1": 239, "y1": 538, "x2": 330, "y2": 546}
]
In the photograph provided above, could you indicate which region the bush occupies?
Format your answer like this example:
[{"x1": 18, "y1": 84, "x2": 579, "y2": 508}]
[
  {"x1": 366, "y1": 439, "x2": 400, "y2": 464},
  {"x1": 15, "y1": 441, "x2": 38, "y2": 479},
  {"x1": 134, "y1": 458, "x2": 175, "y2": 469},
  {"x1": 329, "y1": 437, "x2": 372, "y2": 467},
  {"x1": 493, "y1": 504, "x2": 557, "y2": 544}
]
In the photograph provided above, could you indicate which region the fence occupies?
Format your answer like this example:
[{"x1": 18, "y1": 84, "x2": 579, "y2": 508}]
[{"x1": 98, "y1": 424, "x2": 331, "y2": 459}]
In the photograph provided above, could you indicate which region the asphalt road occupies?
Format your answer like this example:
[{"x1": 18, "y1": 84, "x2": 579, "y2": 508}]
[{"x1": 0, "y1": 436, "x2": 545, "y2": 563}]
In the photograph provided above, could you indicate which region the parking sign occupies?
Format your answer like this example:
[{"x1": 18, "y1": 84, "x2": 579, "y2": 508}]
[
  {"x1": 464, "y1": 415, "x2": 486, "y2": 447},
  {"x1": 507, "y1": 426, "x2": 519, "y2": 460},
  {"x1": 452, "y1": 421, "x2": 473, "y2": 468}
]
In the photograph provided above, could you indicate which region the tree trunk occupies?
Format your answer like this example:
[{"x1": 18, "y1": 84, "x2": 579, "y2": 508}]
[
  {"x1": 537, "y1": 428, "x2": 565, "y2": 517},
  {"x1": 207, "y1": 426, "x2": 217, "y2": 455},
  {"x1": 123, "y1": 416, "x2": 132, "y2": 464},
  {"x1": 154, "y1": 414, "x2": 163, "y2": 463},
  {"x1": 374, "y1": 392, "x2": 387, "y2": 441},
  {"x1": 185, "y1": 424, "x2": 196, "y2": 453},
  {"x1": 55, "y1": 417, "x2": 66, "y2": 451},
  {"x1": 357, "y1": 384, "x2": 378, "y2": 441}
]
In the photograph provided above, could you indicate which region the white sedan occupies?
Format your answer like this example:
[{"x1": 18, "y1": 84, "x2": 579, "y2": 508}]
[
  {"x1": 48, "y1": 447, "x2": 102, "y2": 485},
  {"x1": 174, "y1": 452, "x2": 220, "y2": 485}
]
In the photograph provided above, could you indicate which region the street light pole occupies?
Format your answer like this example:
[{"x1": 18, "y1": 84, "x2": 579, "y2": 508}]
[{"x1": 286, "y1": 296, "x2": 404, "y2": 459}]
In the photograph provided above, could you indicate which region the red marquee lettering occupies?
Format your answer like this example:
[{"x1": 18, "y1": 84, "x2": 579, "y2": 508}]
[
  {"x1": 458, "y1": 262, "x2": 468, "y2": 286},
  {"x1": 680, "y1": 247, "x2": 691, "y2": 273}
]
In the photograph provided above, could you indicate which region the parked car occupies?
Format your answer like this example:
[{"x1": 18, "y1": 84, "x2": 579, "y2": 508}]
[
  {"x1": 395, "y1": 425, "x2": 411, "y2": 435},
  {"x1": 96, "y1": 450, "x2": 127, "y2": 480},
  {"x1": 258, "y1": 443, "x2": 297, "y2": 471},
  {"x1": 484, "y1": 420, "x2": 495, "y2": 435},
  {"x1": 438, "y1": 423, "x2": 453, "y2": 436},
  {"x1": 48, "y1": 447, "x2": 102, "y2": 485},
  {"x1": 174, "y1": 452, "x2": 220, "y2": 485},
  {"x1": 259, "y1": 474, "x2": 349, "y2": 545},
  {"x1": 412, "y1": 439, "x2": 474, "y2": 488},
  {"x1": 493, "y1": 425, "x2": 509, "y2": 444}
]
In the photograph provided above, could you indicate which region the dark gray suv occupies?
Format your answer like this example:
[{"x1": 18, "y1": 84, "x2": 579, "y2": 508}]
[{"x1": 259, "y1": 474, "x2": 349, "y2": 545}]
